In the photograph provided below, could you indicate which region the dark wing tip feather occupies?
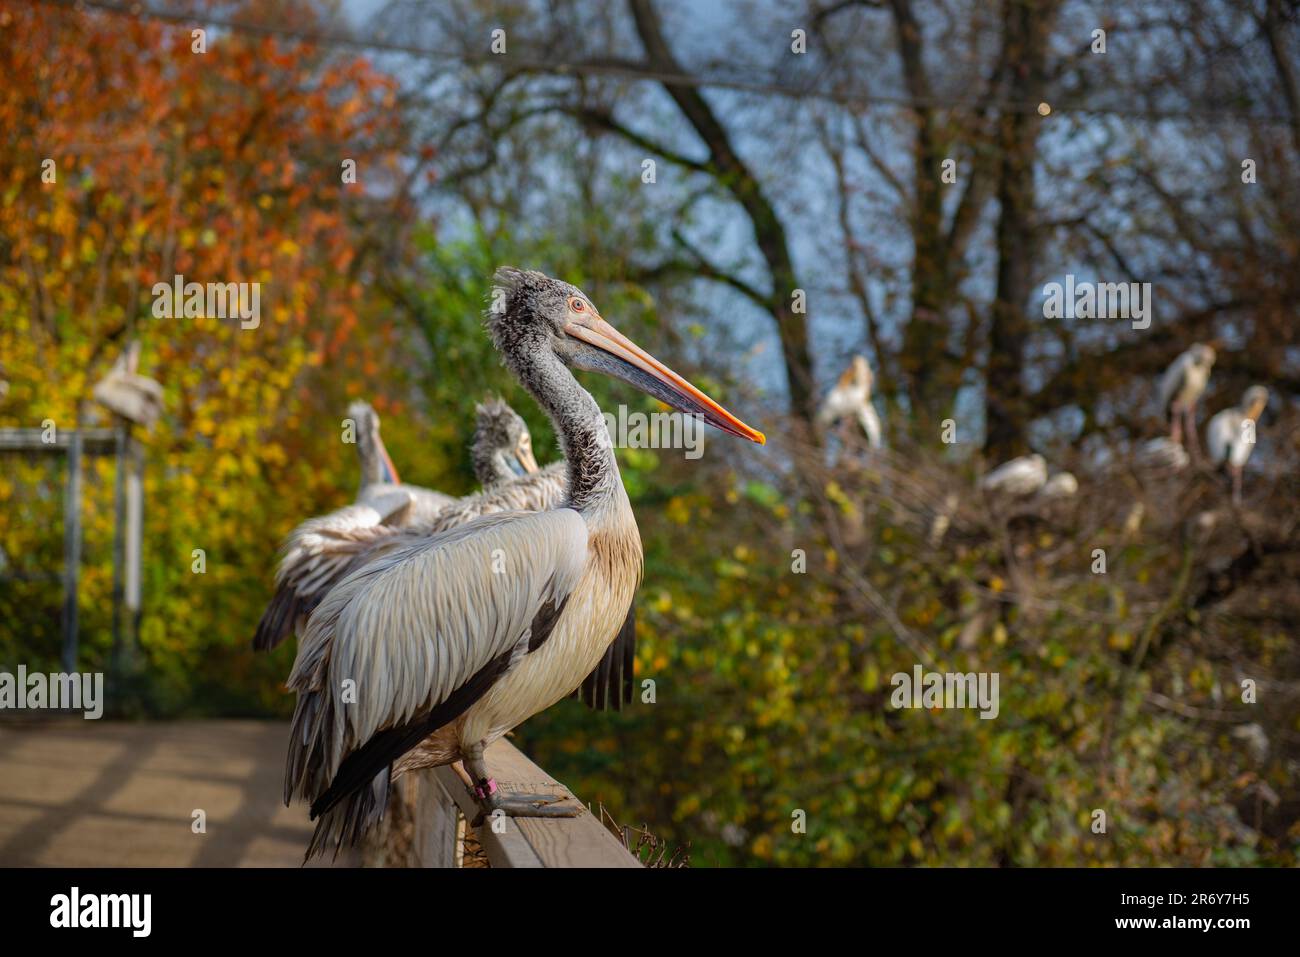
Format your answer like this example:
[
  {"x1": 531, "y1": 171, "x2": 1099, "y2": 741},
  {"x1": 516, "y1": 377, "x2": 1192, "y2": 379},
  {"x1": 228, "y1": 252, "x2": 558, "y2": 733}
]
[
  {"x1": 573, "y1": 601, "x2": 636, "y2": 712},
  {"x1": 310, "y1": 646, "x2": 517, "y2": 820},
  {"x1": 252, "y1": 587, "x2": 307, "y2": 652}
]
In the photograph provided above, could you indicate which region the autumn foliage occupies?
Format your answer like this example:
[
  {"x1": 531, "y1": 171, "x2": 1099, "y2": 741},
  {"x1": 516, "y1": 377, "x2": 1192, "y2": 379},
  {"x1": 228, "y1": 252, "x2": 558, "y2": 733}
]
[{"x1": 0, "y1": 0, "x2": 414, "y2": 709}]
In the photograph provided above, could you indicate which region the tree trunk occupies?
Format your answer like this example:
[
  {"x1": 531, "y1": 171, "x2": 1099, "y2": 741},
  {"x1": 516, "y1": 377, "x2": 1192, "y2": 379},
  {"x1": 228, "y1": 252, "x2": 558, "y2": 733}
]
[
  {"x1": 985, "y1": 0, "x2": 1055, "y2": 459},
  {"x1": 628, "y1": 0, "x2": 817, "y2": 423},
  {"x1": 891, "y1": 0, "x2": 963, "y2": 436}
]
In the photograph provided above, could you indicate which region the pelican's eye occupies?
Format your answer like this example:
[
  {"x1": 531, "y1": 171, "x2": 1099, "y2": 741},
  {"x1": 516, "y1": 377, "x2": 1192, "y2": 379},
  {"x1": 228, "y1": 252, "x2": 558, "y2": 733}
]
[{"x1": 568, "y1": 297, "x2": 587, "y2": 313}]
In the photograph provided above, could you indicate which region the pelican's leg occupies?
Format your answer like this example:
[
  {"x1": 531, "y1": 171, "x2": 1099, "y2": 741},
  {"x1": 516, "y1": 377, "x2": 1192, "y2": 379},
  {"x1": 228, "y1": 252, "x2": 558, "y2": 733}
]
[
  {"x1": 1184, "y1": 408, "x2": 1202, "y2": 460},
  {"x1": 1231, "y1": 465, "x2": 1243, "y2": 506},
  {"x1": 1170, "y1": 408, "x2": 1183, "y2": 445},
  {"x1": 463, "y1": 743, "x2": 580, "y2": 826}
]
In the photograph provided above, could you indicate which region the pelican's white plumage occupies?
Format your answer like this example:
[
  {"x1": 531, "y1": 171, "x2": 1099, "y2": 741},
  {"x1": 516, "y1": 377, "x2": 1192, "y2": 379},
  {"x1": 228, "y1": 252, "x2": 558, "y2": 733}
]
[
  {"x1": 1157, "y1": 345, "x2": 1215, "y2": 414},
  {"x1": 1157, "y1": 343, "x2": 1216, "y2": 453},
  {"x1": 980, "y1": 453, "x2": 1047, "y2": 497},
  {"x1": 1206, "y1": 385, "x2": 1268, "y2": 503}
]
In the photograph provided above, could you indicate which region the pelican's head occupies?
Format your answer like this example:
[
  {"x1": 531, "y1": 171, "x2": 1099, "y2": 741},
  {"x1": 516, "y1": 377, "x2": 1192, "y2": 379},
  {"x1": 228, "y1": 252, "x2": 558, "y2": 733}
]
[
  {"x1": 488, "y1": 267, "x2": 765, "y2": 444},
  {"x1": 473, "y1": 396, "x2": 539, "y2": 483},
  {"x1": 1192, "y1": 343, "x2": 1217, "y2": 368},
  {"x1": 850, "y1": 355, "x2": 873, "y2": 392},
  {"x1": 348, "y1": 400, "x2": 400, "y2": 485},
  {"x1": 1242, "y1": 385, "x2": 1269, "y2": 420}
]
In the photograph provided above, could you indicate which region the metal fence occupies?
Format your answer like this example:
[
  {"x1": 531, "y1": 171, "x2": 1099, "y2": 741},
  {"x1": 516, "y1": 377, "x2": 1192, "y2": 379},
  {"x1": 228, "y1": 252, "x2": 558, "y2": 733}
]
[{"x1": 0, "y1": 425, "x2": 141, "y2": 673}]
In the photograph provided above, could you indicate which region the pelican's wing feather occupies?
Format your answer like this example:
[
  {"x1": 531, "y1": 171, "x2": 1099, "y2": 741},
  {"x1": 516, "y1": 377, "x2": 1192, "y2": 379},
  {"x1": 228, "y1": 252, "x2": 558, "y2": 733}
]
[
  {"x1": 257, "y1": 467, "x2": 572, "y2": 655},
  {"x1": 424, "y1": 462, "x2": 568, "y2": 528},
  {"x1": 285, "y1": 508, "x2": 589, "y2": 811},
  {"x1": 402, "y1": 486, "x2": 457, "y2": 521},
  {"x1": 253, "y1": 497, "x2": 415, "y2": 652}
]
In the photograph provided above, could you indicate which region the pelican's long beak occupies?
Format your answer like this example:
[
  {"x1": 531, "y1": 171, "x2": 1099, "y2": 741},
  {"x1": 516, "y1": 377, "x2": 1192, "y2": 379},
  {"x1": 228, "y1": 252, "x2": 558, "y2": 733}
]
[
  {"x1": 513, "y1": 440, "x2": 540, "y2": 475},
  {"x1": 566, "y1": 314, "x2": 766, "y2": 445},
  {"x1": 377, "y1": 435, "x2": 401, "y2": 484}
]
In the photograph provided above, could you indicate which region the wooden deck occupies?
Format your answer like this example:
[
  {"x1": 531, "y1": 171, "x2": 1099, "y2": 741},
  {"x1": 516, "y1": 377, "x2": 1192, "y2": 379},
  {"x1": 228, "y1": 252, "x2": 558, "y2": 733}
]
[
  {"x1": 0, "y1": 719, "x2": 335, "y2": 867},
  {"x1": 0, "y1": 719, "x2": 641, "y2": 867}
]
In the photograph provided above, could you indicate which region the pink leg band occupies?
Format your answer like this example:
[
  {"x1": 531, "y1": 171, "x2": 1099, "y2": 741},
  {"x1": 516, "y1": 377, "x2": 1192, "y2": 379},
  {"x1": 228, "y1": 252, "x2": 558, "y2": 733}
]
[{"x1": 473, "y1": 778, "x2": 498, "y2": 800}]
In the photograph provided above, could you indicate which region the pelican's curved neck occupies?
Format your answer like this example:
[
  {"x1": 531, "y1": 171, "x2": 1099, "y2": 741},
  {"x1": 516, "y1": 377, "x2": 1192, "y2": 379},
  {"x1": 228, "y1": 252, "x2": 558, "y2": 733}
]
[
  {"x1": 514, "y1": 347, "x2": 620, "y2": 513},
  {"x1": 357, "y1": 426, "x2": 382, "y2": 488}
]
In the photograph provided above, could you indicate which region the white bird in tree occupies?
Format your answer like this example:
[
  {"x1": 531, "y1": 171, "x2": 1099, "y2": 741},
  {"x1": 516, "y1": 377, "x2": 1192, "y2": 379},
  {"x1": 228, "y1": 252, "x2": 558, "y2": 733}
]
[
  {"x1": 1157, "y1": 343, "x2": 1216, "y2": 456},
  {"x1": 286, "y1": 267, "x2": 764, "y2": 858},
  {"x1": 252, "y1": 398, "x2": 540, "y2": 651},
  {"x1": 91, "y1": 341, "x2": 163, "y2": 427},
  {"x1": 817, "y1": 354, "x2": 883, "y2": 449},
  {"x1": 979, "y1": 453, "x2": 1047, "y2": 497},
  {"x1": 1206, "y1": 385, "x2": 1269, "y2": 505},
  {"x1": 1037, "y1": 470, "x2": 1078, "y2": 500}
]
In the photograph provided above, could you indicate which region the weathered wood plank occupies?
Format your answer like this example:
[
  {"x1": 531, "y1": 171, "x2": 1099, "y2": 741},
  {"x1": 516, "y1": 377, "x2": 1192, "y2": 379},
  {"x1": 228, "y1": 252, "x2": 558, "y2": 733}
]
[
  {"x1": 408, "y1": 769, "x2": 459, "y2": 868},
  {"x1": 433, "y1": 761, "x2": 543, "y2": 869},
  {"x1": 431, "y1": 740, "x2": 640, "y2": 869}
]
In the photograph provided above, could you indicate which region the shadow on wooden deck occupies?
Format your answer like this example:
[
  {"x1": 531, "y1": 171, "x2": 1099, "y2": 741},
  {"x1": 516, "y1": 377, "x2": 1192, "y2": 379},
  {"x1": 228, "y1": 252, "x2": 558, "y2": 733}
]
[{"x1": 0, "y1": 719, "x2": 345, "y2": 867}]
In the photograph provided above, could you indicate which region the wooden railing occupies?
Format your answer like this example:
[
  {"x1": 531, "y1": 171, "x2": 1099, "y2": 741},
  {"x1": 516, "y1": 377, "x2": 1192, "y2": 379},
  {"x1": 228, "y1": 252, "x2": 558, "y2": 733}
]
[{"x1": 376, "y1": 739, "x2": 641, "y2": 868}]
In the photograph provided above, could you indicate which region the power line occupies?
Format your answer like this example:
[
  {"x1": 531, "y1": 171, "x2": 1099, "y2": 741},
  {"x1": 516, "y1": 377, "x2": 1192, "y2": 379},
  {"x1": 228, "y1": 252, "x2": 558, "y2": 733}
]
[{"x1": 35, "y1": 0, "x2": 1296, "y2": 126}]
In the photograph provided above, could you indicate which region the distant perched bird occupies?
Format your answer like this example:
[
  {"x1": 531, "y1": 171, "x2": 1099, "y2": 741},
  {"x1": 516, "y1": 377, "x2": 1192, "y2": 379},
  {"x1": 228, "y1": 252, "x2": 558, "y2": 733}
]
[
  {"x1": 1231, "y1": 722, "x2": 1270, "y2": 764},
  {"x1": 817, "y1": 355, "x2": 883, "y2": 449},
  {"x1": 928, "y1": 492, "x2": 960, "y2": 547},
  {"x1": 980, "y1": 453, "x2": 1047, "y2": 497},
  {"x1": 1157, "y1": 343, "x2": 1216, "y2": 455},
  {"x1": 1134, "y1": 436, "x2": 1190, "y2": 471},
  {"x1": 1206, "y1": 385, "x2": 1269, "y2": 505},
  {"x1": 91, "y1": 341, "x2": 163, "y2": 427},
  {"x1": 286, "y1": 267, "x2": 764, "y2": 859},
  {"x1": 1038, "y1": 471, "x2": 1078, "y2": 500}
]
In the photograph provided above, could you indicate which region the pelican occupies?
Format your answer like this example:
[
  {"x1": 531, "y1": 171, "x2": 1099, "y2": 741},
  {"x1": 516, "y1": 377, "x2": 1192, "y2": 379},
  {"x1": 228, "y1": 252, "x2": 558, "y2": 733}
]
[
  {"x1": 1206, "y1": 385, "x2": 1268, "y2": 504},
  {"x1": 979, "y1": 453, "x2": 1047, "y2": 497},
  {"x1": 1157, "y1": 343, "x2": 1216, "y2": 455},
  {"x1": 348, "y1": 401, "x2": 455, "y2": 521},
  {"x1": 252, "y1": 398, "x2": 540, "y2": 651},
  {"x1": 817, "y1": 354, "x2": 883, "y2": 448},
  {"x1": 471, "y1": 397, "x2": 539, "y2": 484},
  {"x1": 286, "y1": 267, "x2": 764, "y2": 858}
]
